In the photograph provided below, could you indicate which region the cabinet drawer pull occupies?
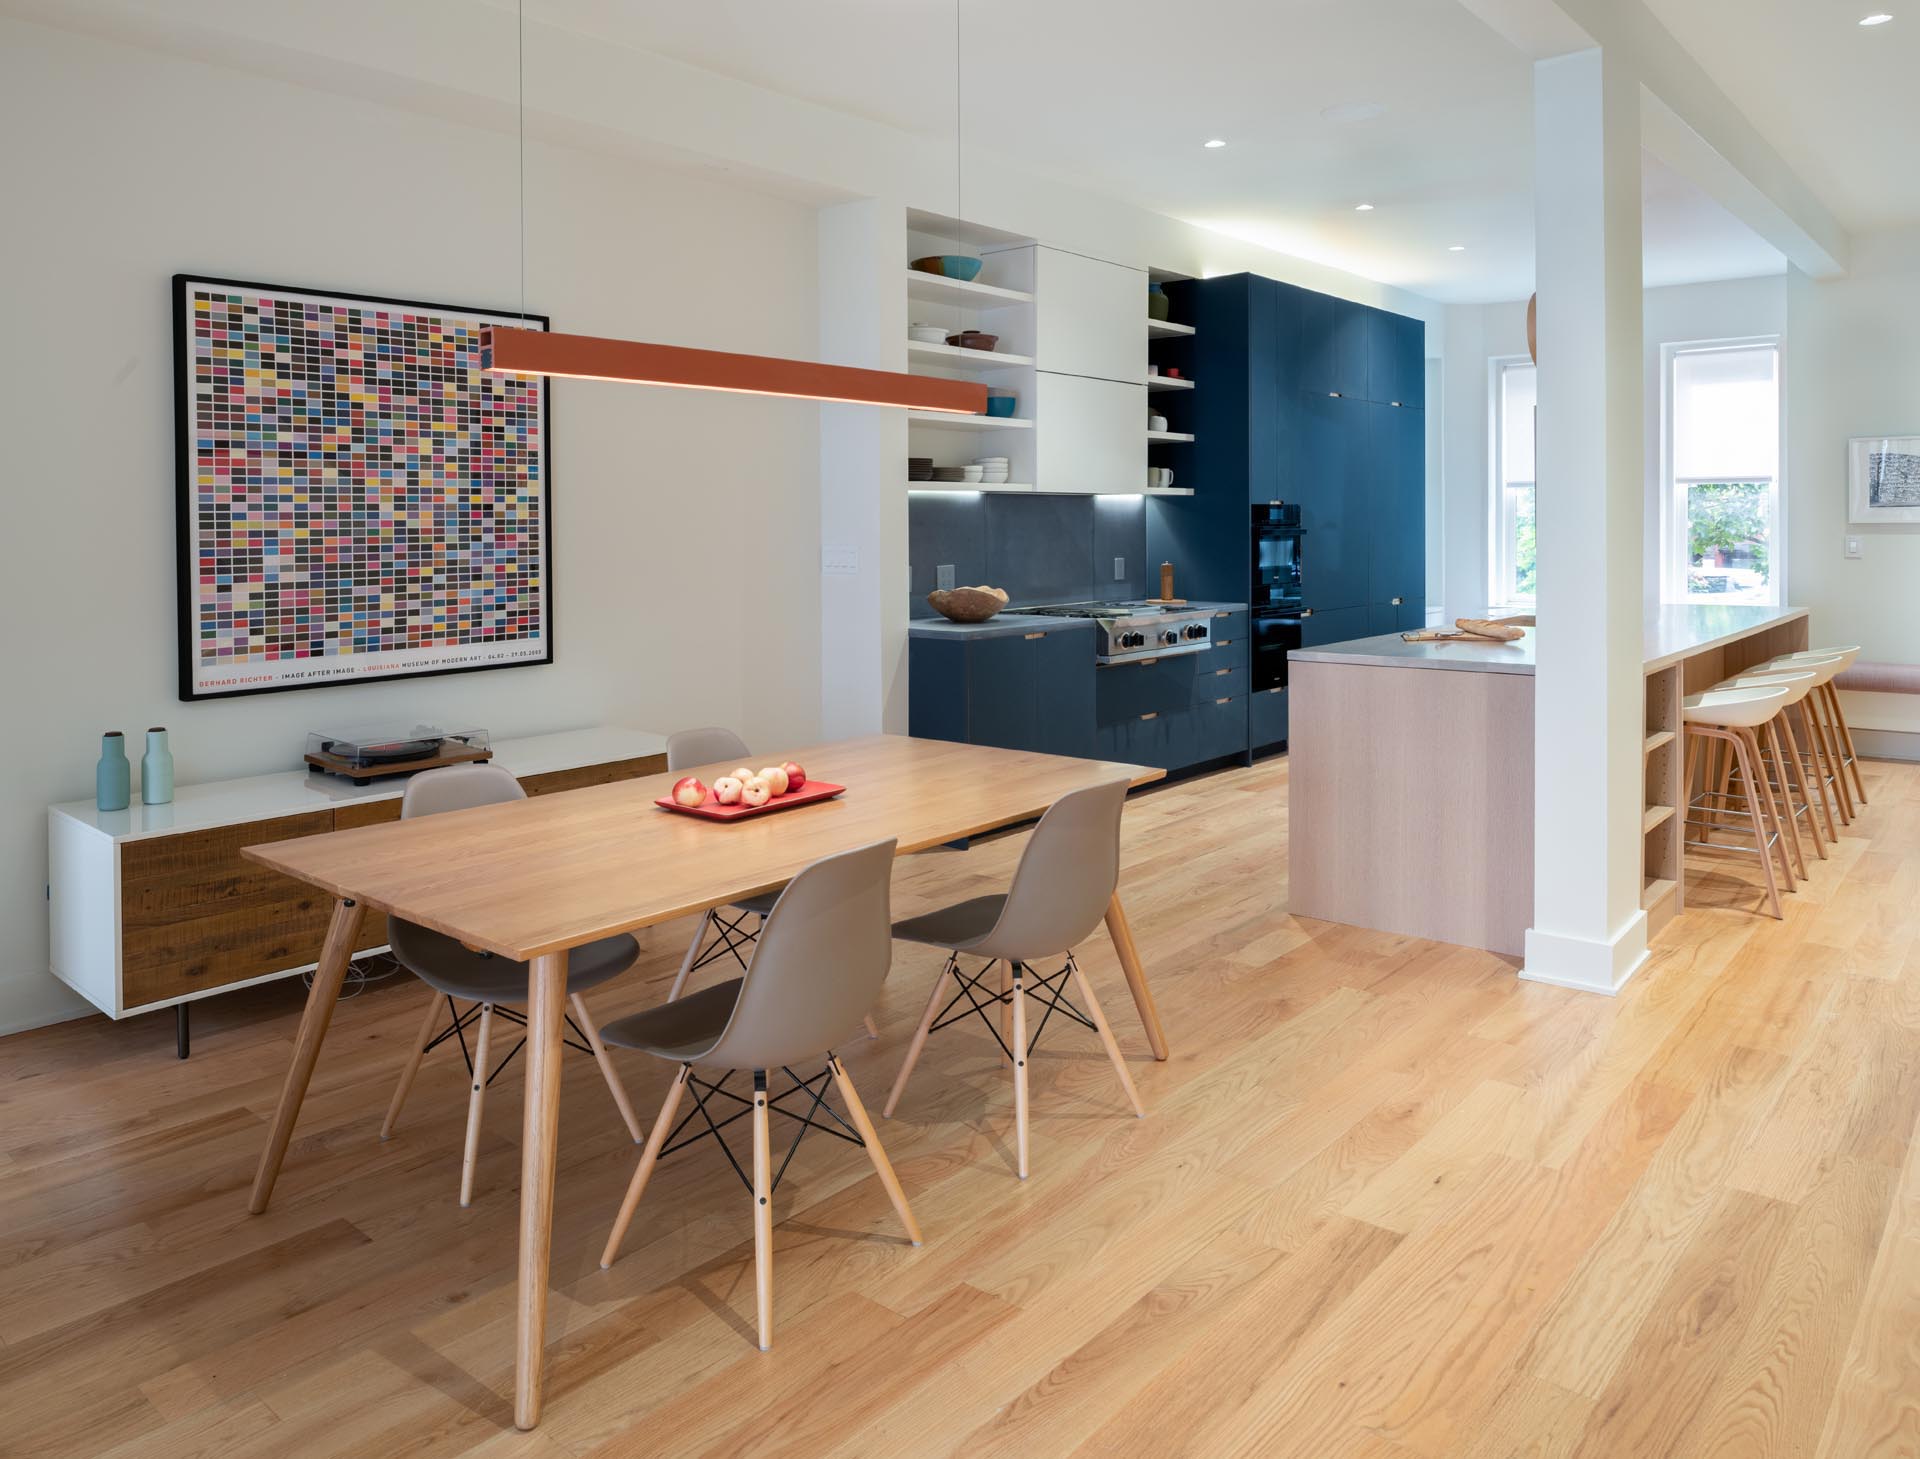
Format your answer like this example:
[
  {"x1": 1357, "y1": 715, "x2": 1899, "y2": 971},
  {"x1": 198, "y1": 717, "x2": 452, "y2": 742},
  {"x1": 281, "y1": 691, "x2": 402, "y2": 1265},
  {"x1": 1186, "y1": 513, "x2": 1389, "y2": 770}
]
[
  {"x1": 1301, "y1": 608, "x2": 1314, "y2": 618},
  {"x1": 1138, "y1": 657, "x2": 1158, "y2": 666},
  {"x1": 1217, "y1": 638, "x2": 1232, "y2": 648},
  {"x1": 1023, "y1": 632, "x2": 1045, "y2": 640},
  {"x1": 1216, "y1": 697, "x2": 1232, "y2": 705},
  {"x1": 1216, "y1": 609, "x2": 1231, "y2": 617},
  {"x1": 1391, "y1": 597, "x2": 1403, "y2": 606},
  {"x1": 1391, "y1": 401, "x2": 1402, "y2": 408},
  {"x1": 1216, "y1": 668, "x2": 1231, "y2": 677},
  {"x1": 1328, "y1": 391, "x2": 1342, "y2": 398},
  {"x1": 1139, "y1": 712, "x2": 1158, "y2": 722}
]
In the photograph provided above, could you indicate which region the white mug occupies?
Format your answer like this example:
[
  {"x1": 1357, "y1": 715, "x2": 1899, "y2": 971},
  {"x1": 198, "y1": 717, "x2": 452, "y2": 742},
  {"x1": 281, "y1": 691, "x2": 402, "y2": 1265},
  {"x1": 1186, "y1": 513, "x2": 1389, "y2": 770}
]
[{"x1": 1148, "y1": 467, "x2": 1174, "y2": 489}]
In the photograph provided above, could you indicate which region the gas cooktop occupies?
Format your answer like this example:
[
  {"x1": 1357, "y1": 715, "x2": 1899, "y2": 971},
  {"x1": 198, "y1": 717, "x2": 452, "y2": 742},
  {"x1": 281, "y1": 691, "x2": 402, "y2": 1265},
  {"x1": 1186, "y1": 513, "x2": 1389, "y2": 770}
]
[{"x1": 1022, "y1": 600, "x2": 1215, "y2": 664}]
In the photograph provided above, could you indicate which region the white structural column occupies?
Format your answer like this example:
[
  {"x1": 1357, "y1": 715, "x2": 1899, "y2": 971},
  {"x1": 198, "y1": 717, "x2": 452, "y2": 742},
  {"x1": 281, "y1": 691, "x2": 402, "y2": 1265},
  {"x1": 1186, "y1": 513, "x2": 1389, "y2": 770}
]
[
  {"x1": 1523, "y1": 47, "x2": 1650, "y2": 994},
  {"x1": 817, "y1": 197, "x2": 911, "y2": 736}
]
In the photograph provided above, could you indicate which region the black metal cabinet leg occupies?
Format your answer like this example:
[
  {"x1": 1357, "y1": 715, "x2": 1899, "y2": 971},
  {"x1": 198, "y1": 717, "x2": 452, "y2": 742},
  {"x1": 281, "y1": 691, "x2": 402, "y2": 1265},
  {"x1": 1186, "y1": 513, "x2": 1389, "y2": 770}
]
[{"x1": 176, "y1": 1003, "x2": 190, "y2": 1060}]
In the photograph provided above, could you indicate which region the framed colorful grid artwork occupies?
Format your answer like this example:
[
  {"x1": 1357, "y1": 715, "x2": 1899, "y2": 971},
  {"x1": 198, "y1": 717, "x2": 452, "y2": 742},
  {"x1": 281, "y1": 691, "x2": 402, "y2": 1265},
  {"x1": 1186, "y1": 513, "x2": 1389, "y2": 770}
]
[{"x1": 172, "y1": 275, "x2": 553, "y2": 700}]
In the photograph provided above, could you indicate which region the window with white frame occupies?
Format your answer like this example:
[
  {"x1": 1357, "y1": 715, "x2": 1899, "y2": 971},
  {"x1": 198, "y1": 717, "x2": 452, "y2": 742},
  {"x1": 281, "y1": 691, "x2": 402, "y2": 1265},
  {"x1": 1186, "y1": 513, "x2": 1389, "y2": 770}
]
[
  {"x1": 1490, "y1": 356, "x2": 1537, "y2": 606},
  {"x1": 1663, "y1": 339, "x2": 1782, "y2": 605}
]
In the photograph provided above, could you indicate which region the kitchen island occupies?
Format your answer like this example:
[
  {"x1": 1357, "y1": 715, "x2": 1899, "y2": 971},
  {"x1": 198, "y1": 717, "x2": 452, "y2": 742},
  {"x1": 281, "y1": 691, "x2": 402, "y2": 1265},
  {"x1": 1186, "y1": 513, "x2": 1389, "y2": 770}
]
[{"x1": 1287, "y1": 605, "x2": 1809, "y2": 956}]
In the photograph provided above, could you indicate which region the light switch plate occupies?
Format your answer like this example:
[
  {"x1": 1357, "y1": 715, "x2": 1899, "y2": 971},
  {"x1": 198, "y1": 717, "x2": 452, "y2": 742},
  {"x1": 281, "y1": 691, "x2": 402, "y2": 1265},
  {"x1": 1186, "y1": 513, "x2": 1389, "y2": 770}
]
[
  {"x1": 1113, "y1": 556, "x2": 1126, "y2": 580},
  {"x1": 822, "y1": 545, "x2": 859, "y2": 576},
  {"x1": 936, "y1": 563, "x2": 955, "y2": 590},
  {"x1": 1845, "y1": 535, "x2": 1864, "y2": 559}
]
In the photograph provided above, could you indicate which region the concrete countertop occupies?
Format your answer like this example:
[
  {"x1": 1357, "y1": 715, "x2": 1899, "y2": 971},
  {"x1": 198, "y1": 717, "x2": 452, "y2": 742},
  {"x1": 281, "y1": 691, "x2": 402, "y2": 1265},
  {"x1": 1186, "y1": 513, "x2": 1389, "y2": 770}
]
[
  {"x1": 1290, "y1": 605, "x2": 1808, "y2": 677},
  {"x1": 909, "y1": 601, "x2": 1247, "y2": 641}
]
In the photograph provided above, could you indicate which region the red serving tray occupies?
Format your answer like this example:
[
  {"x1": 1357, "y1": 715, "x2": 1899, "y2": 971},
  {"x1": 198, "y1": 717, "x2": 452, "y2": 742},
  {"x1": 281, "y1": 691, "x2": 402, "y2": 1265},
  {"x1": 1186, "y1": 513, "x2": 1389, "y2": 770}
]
[{"x1": 655, "y1": 780, "x2": 846, "y2": 822}]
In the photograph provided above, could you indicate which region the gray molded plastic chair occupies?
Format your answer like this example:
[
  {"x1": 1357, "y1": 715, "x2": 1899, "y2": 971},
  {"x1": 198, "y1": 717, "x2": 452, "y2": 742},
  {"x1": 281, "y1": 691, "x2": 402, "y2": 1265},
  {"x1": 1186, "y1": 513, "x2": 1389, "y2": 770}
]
[
  {"x1": 597, "y1": 838, "x2": 921, "y2": 1351},
  {"x1": 379, "y1": 763, "x2": 645, "y2": 1206},
  {"x1": 884, "y1": 778, "x2": 1145, "y2": 1179},
  {"x1": 665, "y1": 727, "x2": 878, "y2": 1039}
]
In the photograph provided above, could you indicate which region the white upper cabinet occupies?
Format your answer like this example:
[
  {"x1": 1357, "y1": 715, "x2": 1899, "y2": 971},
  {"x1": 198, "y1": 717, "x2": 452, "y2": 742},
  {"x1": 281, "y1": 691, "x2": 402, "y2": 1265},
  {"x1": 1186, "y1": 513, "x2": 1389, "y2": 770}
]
[
  {"x1": 1021, "y1": 246, "x2": 1147, "y2": 384},
  {"x1": 1034, "y1": 373, "x2": 1148, "y2": 495}
]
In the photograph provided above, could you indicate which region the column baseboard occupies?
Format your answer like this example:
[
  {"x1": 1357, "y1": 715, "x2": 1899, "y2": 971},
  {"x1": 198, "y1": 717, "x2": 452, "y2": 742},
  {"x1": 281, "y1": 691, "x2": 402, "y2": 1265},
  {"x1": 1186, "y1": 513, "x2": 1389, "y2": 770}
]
[{"x1": 1520, "y1": 912, "x2": 1650, "y2": 996}]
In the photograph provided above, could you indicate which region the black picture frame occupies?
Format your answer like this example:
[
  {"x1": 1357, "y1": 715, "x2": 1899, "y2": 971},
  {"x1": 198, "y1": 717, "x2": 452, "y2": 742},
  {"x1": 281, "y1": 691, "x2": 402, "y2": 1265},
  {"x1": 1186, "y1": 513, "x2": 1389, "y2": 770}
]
[{"x1": 172, "y1": 274, "x2": 555, "y2": 701}]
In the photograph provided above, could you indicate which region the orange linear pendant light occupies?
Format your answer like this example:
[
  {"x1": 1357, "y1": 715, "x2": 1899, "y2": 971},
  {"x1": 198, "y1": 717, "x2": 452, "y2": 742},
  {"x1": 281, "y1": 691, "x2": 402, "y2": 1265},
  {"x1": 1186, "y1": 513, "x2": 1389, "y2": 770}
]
[{"x1": 480, "y1": 327, "x2": 985, "y2": 414}]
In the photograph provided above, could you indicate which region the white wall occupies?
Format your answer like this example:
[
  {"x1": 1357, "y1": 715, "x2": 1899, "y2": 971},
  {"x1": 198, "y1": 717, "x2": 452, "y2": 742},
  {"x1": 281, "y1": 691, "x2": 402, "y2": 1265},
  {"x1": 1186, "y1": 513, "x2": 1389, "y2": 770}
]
[
  {"x1": 1788, "y1": 228, "x2": 1920, "y2": 736},
  {"x1": 0, "y1": 18, "x2": 824, "y2": 1033}
]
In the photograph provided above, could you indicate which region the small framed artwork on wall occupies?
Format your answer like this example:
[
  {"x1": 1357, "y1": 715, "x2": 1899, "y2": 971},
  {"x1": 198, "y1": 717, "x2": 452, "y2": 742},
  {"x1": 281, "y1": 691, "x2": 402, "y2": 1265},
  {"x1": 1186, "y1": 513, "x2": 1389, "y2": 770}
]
[
  {"x1": 173, "y1": 275, "x2": 554, "y2": 700},
  {"x1": 1848, "y1": 434, "x2": 1920, "y2": 525}
]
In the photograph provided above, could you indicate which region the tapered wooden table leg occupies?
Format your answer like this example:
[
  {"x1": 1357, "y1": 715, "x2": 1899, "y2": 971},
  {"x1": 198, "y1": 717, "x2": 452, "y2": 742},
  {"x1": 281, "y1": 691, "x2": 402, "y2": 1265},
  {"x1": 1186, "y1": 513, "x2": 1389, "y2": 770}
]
[
  {"x1": 1104, "y1": 892, "x2": 1169, "y2": 1061},
  {"x1": 514, "y1": 952, "x2": 567, "y2": 1431},
  {"x1": 249, "y1": 898, "x2": 365, "y2": 1214}
]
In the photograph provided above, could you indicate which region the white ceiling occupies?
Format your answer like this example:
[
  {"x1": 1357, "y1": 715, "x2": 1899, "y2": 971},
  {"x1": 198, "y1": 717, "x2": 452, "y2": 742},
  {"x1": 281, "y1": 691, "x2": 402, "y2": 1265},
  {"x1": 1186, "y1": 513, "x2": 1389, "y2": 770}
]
[
  {"x1": 1646, "y1": 0, "x2": 1920, "y2": 232},
  {"x1": 535, "y1": 0, "x2": 1798, "y2": 302}
]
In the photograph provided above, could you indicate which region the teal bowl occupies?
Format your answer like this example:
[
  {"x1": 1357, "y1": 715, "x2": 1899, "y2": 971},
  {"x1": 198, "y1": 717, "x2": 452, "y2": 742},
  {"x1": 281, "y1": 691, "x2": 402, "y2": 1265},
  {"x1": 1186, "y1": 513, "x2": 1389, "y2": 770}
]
[
  {"x1": 985, "y1": 393, "x2": 1017, "y2": 417},
  {"x1": 912, "y1": 254, "x2": 984, "y2": 282}
]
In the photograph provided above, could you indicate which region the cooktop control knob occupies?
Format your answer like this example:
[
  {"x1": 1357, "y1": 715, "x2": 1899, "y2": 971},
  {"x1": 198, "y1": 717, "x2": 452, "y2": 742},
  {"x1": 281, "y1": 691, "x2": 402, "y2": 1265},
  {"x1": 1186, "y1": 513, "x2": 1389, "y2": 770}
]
[
  {"x1": 1183, "y1": 624, "x2": 1209, "y2": 641},
  {"x1": 1159, "y1": 627, "x2": 1181, "y2": 647},
  {"x1": 1119, "y1": 630, "x2": 1145, "y2": 648}
]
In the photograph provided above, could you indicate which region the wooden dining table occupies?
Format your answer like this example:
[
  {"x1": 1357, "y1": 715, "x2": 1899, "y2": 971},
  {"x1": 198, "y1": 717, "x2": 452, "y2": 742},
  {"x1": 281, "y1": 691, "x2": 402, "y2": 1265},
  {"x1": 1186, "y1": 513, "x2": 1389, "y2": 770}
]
[{"x1": 240, "y1": 733, "x2": 1169, "y2": 1430}]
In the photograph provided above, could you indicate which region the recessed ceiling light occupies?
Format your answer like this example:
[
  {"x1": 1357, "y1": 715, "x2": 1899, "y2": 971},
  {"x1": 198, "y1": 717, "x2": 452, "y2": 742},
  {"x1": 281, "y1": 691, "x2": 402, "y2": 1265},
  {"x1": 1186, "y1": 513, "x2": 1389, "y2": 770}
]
[
  {"x1": 1321, "y1": 101, "x2": 1385, "y2": 124},
  {"x1": 1355, "y1": 203, "x2": 1375, "y2": 212},
  {"x1": 1861, "y1": 12, "x2": 1894, "y2": 23},
  {"x1": 1448, "y1": 245, "x2": 1467, "y2": 252},
  {"x1": 1203, "y1": 138, "x2": 1227, "y2": 148}
]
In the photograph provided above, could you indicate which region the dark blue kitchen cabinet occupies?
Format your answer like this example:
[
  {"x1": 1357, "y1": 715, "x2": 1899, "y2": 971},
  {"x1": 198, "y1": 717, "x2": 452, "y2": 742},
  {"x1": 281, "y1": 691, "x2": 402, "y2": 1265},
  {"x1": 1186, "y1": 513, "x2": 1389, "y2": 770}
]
[
  {"x1": 1390, "y1": 315, "x2": 1426, "y2": 407},
  {"x1": 1295, "y1": 391, "x2": 1372, "y2": 610},
  {"x1": 1299, "y1": 292, "x2": 1369, "y2": 399},
  {"x1": 908, "y1": 628, "x2": 1094, "y2": 759},
  {"x1": 1300, "y1": 605, "x2": 1372, "y2": 646},
  {"x1": 1250, "y1": 686, "x2": 1288, "y2": 749},
  {"x1": 1368, "y1": 403, "x2": 1426, "y2": 616}
]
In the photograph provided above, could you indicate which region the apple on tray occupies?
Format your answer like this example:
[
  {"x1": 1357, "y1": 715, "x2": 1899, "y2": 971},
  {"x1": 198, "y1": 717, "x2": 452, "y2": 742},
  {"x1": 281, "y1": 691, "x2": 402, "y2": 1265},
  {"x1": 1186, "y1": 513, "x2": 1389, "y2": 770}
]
[
  {"x1": 741, "y1": 776, "x2": 773, "y2": 808},
  {"x1": 670, "y1": 776, "x2": 708, "y2": 808},
  {"x1": 781, "y1": 761, "x2": 806, "y2": 792},
  {"x1": 758, "y1": 766, "x2": 789, "y2": 796},
  {"x1": 730, "y1": 766, "x2": 755, "y2": 785},
  {"x1": 712, "y1": 776, "x2": 744, "y2": 806}
]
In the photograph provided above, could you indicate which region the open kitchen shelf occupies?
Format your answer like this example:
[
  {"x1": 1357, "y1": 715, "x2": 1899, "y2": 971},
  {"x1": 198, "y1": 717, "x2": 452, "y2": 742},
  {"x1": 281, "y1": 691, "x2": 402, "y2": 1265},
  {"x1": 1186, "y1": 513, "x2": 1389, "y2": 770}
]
[
  {"x1": 1147, "y1": 429, "x2": 1196, "y2": 444},
  {"x1": 1643, "y1": 803, "x2": 1675, "y2": 835},
  {"x1": 1146, "y1": 376, "x2": 1195, "y2": 391},
  {"x1": 908, "y1": 411, "x2": 1032, "y2": 431},
  {"x1": 1143, "y1": 487, "x2": 1195, "y2": 497},
  {"x1": 907, "y1": 340, "x2": 1033, "y2": 369},
  {"x1": 907, "y1": 481, "x2": 1035, "y2": 493},
  {"x1": 905, "y1": 270, "x2": 1033, "y2": 309},
  {"x1": 1644, "y1": 729, "x2": 1676, "y2": 756},
  {"x1": 1641, "y1": 876, "x2": 1677, "y2": 911},
  {"x1": 1147, "y1": 318, "x2": 1196, "y2": 339}
]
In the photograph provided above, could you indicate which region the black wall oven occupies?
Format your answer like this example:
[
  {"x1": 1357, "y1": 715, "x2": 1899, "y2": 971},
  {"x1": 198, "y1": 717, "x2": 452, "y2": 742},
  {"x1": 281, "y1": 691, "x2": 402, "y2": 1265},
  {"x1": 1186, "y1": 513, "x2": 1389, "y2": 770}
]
[{"x1": 1252, "y1": 502, "x2": 1304, "y2": 692}]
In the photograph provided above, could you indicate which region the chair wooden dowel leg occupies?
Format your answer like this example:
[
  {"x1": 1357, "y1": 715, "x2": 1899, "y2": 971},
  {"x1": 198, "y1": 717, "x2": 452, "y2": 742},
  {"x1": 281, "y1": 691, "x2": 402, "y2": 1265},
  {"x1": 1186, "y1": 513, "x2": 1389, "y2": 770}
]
[
  {"x1": 1811, "y1": 689, "x2": 1855, "y2": 824},
  {"x1": 1682, "y1": 732, "x2": 1703, "y2": 828},
  {"x1": 1000, "y1": 960, "x2": 1013, "y2": 1058},
  {"x1": 668, "y1": 910, "x2": 714, "y2": 1002},
  {"x1": 1827, "y1": 681, "x2": 1868, "y2": 805},
  {"x1": 1753, "y1": 727, "x2": 1797, "y2": 889},
  {"x1": 751, "y1": 1071, "x2": 774, "y2": 1351},
  {"x1": 1730, "y1": 729, "x2": 1784, "y2": 919},
  {"x1": 382, "y1": 986, "x2": 445, "y2": 1140},
  {"x1": 1778, "y1": 709, "x2": 1827, "y2": 860},
  {"x1": 1104, "y1": 893, "x2": 1170, "y2": 1061},
  {"x1": 862, "y1": 1014, "x2": 880, "y2": 1041},
  {"x1": 883, "y1": 958, "x2": 953, "y2": 1118},
  {"x1": 573, "y1": 993, "x2": 644, "y2": 1142},
  {"x1": 1799, "y1": 701, "x2": 1842, "y2": 839},
  {"x1": 1069, "y1": 957, "x2": 1146, "y2": 1118},
  {"x1": 601, "y1": 1066, "x2": 688, "y2": 1268},
  {"x1": 829, "y1": 1057, "x2": 923, "y2": 1245},
  {"x1": 1010, "y1": 963, "x2": 1031, "y2": 1180},
  {"x1": 460, "y1": 1004, "x2": 494, "y2": 1208},
  {"x1": 1765, "y1": 719, "x2": 1807, "y2": 881}
]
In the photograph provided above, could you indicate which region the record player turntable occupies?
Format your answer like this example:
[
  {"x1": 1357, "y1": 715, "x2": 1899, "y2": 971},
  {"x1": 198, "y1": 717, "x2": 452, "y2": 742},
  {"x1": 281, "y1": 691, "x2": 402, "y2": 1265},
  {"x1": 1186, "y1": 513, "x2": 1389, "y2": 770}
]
[{"x1": 304, "y1": 725, "x2": 492, "y2": 783}]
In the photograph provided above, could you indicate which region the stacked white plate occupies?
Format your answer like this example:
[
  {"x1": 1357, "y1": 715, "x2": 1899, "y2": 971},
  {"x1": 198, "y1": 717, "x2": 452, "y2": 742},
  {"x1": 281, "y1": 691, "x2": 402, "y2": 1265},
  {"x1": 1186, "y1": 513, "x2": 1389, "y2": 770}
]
[{"x1": 973, "y1": 455, "x2": 1010, "y2": 485}]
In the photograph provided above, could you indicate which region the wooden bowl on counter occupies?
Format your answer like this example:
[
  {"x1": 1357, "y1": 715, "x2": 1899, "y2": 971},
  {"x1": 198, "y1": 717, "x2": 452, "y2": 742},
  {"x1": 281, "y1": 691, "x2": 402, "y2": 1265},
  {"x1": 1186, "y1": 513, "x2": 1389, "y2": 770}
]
[{"x1": 926, "y1": 585, "x2": 1009, "y2": 623}]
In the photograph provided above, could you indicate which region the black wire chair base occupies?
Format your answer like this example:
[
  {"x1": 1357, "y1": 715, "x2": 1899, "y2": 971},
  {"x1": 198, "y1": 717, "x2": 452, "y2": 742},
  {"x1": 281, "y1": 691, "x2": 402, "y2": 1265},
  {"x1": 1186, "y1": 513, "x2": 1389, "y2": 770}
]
[
  {"x1": 686, "y1": 907, "x2": 761, "y2": 978},
  {"x1": 421, "y1": 994, "x2": 599, "y2": 1088},
  {"x1": 657, "y1": 1061, "x2": 864, "y2": 1197},
  {"x1": 928, "y1": 954, "x2": 1097, "y2": 1065}
]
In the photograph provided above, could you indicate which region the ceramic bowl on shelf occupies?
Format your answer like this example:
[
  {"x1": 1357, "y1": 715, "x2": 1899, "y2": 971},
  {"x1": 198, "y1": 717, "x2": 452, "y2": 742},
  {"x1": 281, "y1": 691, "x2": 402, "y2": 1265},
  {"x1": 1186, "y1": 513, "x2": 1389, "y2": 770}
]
[
  {"x1": 930, "y1": 466, "x2": 969, "y2": 482},
  {"x1": 945, "y1": 331, "x2": 999, "y2": 352},
  {"x1": 908, "y1": 324, "x2": 948, "y2": 344},
  {"x1": 927, "y1": 585, "x2": 1009, "y2": 623},
  {"x1": 961, "y1": 465, "x2": 985, "y2": 483},
  {"x1": 911, "y1": 255, "x2": 984, "y2": 281},
  {"x1": 1149, "y1": 413, "x2": 1170, "y2": 433},
  {"x1": 985, "y1": 390, "x2": 1017, "y2": 417}
]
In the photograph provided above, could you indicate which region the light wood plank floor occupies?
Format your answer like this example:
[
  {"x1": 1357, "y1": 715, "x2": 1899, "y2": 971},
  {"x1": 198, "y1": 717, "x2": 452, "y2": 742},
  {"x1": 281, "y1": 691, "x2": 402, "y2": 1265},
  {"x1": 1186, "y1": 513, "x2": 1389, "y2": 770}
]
[{"x1": 4, "y1": 755, "x2": 1919, "y2": 1457}]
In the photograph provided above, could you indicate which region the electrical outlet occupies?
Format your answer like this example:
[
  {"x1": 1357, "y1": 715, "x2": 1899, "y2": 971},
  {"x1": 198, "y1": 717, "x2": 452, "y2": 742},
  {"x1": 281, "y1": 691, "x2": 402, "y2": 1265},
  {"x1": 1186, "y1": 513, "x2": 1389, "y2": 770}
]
[
  {"x1": 1113, "y1": 556, "x2": 1126, "y2": 580},
  {"x1": 936, "y1": 563, "x2": 955, "y2": 590},
  {"x1": 1845, "y1": 535, "x2": 1864, "y2": 560}
]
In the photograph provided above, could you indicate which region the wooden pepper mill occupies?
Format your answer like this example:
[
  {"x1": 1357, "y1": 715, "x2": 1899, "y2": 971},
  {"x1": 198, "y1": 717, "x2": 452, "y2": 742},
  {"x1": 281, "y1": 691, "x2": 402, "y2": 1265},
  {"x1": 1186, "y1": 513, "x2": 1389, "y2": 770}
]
[{"x1": 1159, "y1": 561, "x2": 1174, "y2": 602}]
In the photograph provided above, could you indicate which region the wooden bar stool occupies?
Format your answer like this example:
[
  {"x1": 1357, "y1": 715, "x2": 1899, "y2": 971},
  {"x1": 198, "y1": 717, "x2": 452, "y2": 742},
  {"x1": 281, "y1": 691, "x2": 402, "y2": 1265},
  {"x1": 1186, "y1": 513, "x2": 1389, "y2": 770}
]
[
  {"x1": 1682, "y1": 686, "x2": 1793, "y2": 918},
  {"x1": 1755, "y1": 654, "x2": 1854, "y2": 826},
  {"x1": 1712, "y1": 669, "x2": 1830, "y2": 867},
  {"x1": 1774, "y1": 647, "x2": 1868, "y2": 809}
]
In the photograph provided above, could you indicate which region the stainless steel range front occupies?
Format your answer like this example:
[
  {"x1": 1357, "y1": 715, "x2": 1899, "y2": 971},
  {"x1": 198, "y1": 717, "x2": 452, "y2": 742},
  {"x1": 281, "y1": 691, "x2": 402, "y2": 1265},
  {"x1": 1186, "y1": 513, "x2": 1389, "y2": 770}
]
[{"x1": 1021, "y1": 601, "x2": 1216, "y2": 665}]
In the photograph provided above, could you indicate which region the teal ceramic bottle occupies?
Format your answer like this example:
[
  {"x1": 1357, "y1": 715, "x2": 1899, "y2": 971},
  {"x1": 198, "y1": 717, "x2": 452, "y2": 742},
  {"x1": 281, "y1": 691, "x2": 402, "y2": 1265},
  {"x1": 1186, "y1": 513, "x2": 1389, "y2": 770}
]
[
  {"x1": 96, "y1": 732, "x2": 130, "y2": 812},
  {"x1": 142, "y1": 727, "x2": 174, "y2": 806}
]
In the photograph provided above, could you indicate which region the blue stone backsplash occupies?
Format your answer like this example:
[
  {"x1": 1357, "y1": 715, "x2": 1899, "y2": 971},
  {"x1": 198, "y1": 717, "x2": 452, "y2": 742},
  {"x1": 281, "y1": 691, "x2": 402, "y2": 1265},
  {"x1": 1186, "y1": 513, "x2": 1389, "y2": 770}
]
[{"x1": 909, "y1": 493, "x2": 1147, "y2": 616}]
